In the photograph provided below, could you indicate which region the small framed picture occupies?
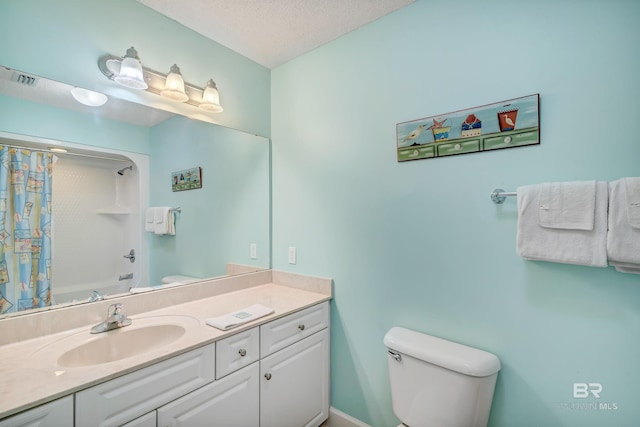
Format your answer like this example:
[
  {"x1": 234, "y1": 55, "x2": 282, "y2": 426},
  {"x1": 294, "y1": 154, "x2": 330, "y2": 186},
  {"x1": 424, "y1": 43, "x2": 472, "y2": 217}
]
[{"x1": 171, "y1": 167, "x2": 202, "y2": 192}]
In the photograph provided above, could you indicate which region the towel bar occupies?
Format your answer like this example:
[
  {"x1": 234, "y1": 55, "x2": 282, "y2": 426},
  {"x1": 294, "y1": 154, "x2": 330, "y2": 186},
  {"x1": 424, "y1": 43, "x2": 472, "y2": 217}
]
[{"x1": 491, "y1": 189, "x2": 516, "y2": 204}]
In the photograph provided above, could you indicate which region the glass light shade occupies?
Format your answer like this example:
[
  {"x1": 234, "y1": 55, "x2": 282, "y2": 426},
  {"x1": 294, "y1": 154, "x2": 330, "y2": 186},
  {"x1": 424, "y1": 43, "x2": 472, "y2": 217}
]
[
  {"x1": 70, "y1": 87, "x2": 108, "y2": 107},
  {"x1": 114, "y1": 47, "x2": 147, "y2": 89},
  {"x1": 199, "y1": 79, "x2": 223, "y2": 112},
  {"x1": 161, "y1": 64, "x2": 189, "y2": 102}
]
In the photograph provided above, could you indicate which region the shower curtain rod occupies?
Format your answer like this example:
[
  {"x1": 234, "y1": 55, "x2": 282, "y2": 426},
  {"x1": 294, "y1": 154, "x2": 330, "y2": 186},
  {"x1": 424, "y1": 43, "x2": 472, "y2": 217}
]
[{"x1": 0, "y1": 142, "x2": 130, "y2": 163}]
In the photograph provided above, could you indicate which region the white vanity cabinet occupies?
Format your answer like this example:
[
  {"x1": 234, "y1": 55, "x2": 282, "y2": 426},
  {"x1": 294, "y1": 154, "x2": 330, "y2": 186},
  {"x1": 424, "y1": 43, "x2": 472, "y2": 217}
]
[
  {"x1": 260, "y1": 302, "x2": 330, "y2": 427},
  {"x1": 0, "y1": 396, "x2": 73, "y2": 427},
  {"x1": 1, "y1": 301, "x2": 330, "y2": 427}
]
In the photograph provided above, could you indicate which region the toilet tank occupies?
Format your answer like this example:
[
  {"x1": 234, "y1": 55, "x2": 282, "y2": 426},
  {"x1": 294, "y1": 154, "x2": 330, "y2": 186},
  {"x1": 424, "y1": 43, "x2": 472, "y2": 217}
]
[{"x1": 384, "y1": 327, "x2": 501, "y2": 427}]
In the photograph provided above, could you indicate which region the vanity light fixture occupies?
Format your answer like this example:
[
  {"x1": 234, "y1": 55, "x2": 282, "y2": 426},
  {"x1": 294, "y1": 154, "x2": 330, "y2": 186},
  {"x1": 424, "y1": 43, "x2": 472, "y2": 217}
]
[
  {"x1": 113, "y1": 47, "x2": 147, "y2": 89},
  {"x1": 70, "y1": 87, "x2": 108, "y2": 107},
  {"x1": 161, "y1": 64, "x2": 189, "y2": 102},
  {"x1": 97, "y1": 47, "x2": 223, "y2": 112},
  {"x1": 199, "y1": 79, "x2": 223, "y2": 112}
]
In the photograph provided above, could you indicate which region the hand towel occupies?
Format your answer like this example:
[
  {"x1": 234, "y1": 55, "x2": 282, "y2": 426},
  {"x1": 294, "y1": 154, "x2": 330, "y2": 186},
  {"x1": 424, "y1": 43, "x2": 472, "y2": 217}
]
[
  {"x1": 607, "y1": 178, "x2": 640, "y2": 268},
  {"x1": 610, "y1": 262, "x2": 640, "y2": 275},
  {"x1": 145, "y1": 207, "x2": 156, "y2": 232},
  {"x1": 624, "y1": 177, "x2": 640, "y2": 229},
  {"x1": 153, "y1": 207, "x2": 175, "y2": 236},
  {"x1": 538, "y1": 181, "x2": 596, "y2": 230},
  {"x1": 206, "y1": 304, "x2": 274, "y2": 331},
  {"x1": 516, "y1": 181, "x2": 608, "y2": 267}
]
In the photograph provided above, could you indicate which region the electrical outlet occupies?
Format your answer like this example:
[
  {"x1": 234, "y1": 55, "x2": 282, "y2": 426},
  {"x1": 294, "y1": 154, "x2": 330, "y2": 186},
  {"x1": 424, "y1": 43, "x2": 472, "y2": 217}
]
[
  {"x1": 250, "y1": 243, "x2": 257, "y2": 259},
  {"x1": 288, "y1": 246, "x2": 297, "y2": 264}
]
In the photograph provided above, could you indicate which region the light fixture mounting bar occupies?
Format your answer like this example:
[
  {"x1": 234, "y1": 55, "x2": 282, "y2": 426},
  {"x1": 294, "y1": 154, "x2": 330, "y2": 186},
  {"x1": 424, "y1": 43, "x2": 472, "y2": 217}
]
[{"x1": 98, "y1": 54, "x2": 206, "y2": 108}]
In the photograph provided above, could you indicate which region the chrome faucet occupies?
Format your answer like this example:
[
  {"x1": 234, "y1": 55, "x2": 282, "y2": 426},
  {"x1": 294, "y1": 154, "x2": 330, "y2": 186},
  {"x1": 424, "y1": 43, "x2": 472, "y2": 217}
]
[
  {"x1": 91, "y1": 303, "x2": 132, "y2": 334},
  {"x1": 89, "y1": 290, "x2": 104, "y2": 302}
]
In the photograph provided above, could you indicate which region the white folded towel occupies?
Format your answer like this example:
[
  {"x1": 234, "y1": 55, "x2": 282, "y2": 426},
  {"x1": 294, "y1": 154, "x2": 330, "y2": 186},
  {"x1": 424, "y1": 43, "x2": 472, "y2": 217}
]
[
  {"x1": 153, "y1": 207, "x2": 175, "y2": 236},
  {"x1": 516, "y1": 181, "x2": 608, "y2": 267},
  {"x1": 145, "y1": 207, "x2": 156, "y2": 232},
  {"x1": 538, "y1": 181, "x2": 596, "y2": 230},
  {"x1": 607, "y1": 178, "x2": 640, "y2": 272},
  {"x1": 206, "y1": 304, "x2": 274, "y2": 331},
  {"x1": 625, "y1": 177, "x2": 640, "y2": 229}
]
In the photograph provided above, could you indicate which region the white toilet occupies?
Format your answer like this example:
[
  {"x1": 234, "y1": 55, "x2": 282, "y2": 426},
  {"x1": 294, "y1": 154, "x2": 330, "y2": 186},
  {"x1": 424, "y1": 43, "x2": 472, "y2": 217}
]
[
  {"x1": 161, "y1": 275, "x2": 200, "y2": 285},
  {"x1": 384, "y1": 327, "x2": 501, "y2": 427}
]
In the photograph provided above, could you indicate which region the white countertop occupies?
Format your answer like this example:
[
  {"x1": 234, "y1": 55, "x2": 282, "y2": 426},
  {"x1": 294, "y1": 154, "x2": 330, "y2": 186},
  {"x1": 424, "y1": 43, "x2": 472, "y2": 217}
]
[{"x1": 0, "y1": 273, "x2": 331, "y2": 419}]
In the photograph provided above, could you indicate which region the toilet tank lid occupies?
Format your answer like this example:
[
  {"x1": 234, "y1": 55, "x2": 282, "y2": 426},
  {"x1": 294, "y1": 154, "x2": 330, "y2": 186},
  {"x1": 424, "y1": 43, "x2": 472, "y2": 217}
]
[{"x1": 384, "y1": 327, "x2": 501, "y2": 377}]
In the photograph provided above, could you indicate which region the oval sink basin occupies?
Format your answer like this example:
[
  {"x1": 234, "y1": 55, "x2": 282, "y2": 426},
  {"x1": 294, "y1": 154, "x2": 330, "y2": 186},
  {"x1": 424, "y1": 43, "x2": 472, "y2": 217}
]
[{"x1": 57, "y1": 324, "x2": 186, "y2": 368}]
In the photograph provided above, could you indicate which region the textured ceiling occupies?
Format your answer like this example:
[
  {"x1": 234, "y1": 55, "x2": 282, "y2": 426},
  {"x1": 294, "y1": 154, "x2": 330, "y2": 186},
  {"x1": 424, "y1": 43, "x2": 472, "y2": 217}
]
[{"x1": 136, "y1": 0, "x2": 415, "y2": 68}]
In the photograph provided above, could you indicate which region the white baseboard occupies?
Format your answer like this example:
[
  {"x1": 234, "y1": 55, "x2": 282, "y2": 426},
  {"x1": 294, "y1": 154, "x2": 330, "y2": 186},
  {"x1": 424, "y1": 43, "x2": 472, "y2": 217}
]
[{"x1": 326, "y1": 407, "x2": 372, "y2": 427}]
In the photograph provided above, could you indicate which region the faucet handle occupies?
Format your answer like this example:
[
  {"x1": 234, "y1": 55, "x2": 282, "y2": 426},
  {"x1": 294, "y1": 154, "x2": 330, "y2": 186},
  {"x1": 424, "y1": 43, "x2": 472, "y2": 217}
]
[{"x1": 108, "y1": 303, "x2": 123, "y2": 316}]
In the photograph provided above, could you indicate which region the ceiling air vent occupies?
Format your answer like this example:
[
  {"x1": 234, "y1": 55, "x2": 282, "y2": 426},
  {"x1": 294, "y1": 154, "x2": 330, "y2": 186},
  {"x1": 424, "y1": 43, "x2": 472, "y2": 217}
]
[{"x1": 11, "y1": 71, "x2": 39, "y2": 87}]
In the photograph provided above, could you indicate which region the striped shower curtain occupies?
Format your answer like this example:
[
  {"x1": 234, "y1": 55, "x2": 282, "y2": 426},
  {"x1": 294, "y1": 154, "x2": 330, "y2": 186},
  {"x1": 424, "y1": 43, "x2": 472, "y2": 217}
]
[{"x1": 0, "y1": 146, "x2": 54, "y2": 314}]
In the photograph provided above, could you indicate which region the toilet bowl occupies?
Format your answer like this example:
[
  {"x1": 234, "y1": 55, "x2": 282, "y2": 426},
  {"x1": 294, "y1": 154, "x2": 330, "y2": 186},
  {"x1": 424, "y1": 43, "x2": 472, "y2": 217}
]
[{"x1": 384, "y1": 327, "x2": 501, "y2": 427}]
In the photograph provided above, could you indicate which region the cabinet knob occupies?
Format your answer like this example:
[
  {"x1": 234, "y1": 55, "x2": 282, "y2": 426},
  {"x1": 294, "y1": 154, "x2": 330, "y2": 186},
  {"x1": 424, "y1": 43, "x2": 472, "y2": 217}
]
[
  {"x1": 264, "y1": 373, "x2": 272, "y2": 380},
  {"x1": 238, "y1": 348, "x2": 247, "y2": 357},
  {"x1": 298, "y1": 324, "x2": 305, "y2": 331}
]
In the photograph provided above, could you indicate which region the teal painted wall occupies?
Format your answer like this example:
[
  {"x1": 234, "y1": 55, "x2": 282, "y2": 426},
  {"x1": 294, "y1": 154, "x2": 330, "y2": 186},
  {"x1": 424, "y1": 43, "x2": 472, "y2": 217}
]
[
  {"x1": 0, "y1": 96, "x2": 150, "y2": 153},
  {"x1": 148, "y1": 116, "x2": 270, "y2": 283},
  {"x1": 0, "y1": 0, "x2": 270, "y2": 137},
  {"x1": 271, "y1": 1, "x2": 640, "y2": 426}
]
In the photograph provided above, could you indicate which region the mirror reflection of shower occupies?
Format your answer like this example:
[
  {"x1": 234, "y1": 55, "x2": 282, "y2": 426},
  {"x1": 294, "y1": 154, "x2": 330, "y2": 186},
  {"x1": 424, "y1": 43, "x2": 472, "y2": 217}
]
[
  {"x1": 117, "y1": 165, "x2": 133, "y2": 176},
  {"x1": 52, "y1": 153, "x2": 142, "y2": 304}
]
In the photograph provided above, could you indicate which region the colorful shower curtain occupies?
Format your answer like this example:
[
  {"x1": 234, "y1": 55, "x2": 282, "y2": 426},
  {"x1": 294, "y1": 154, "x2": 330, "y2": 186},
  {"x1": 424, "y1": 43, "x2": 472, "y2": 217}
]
[{"x1": 0, "y1": 146, "x2": 54, "y2": 314}]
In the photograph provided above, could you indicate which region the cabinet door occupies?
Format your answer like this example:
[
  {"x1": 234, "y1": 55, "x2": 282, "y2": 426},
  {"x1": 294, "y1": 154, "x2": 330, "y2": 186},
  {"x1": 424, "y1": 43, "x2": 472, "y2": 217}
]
[
  {"x1": 260, "y1": 329, "x2": 329, "y2": 427},
  {"x1": 157, "y1": 362, "x2": 259, "y2": 427},
  {"x1": 76, "y1": 344, "x2": 215, "y2": 427},
  {"x1": 0, "y1": 396, "x2": 73, "y2": 427},
  {"x1": 121, "y1": 411, "x2": 156, "y2": 427}
]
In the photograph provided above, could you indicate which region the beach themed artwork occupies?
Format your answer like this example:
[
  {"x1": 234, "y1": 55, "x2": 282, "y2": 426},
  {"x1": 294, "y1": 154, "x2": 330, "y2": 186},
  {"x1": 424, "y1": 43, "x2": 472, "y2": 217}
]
[
  {"x1": 396, "y1": 94, "x2": 540, "y2": 162},
  {"x1": 171, "y1": 167, "x2": 202, "y2": 191}
]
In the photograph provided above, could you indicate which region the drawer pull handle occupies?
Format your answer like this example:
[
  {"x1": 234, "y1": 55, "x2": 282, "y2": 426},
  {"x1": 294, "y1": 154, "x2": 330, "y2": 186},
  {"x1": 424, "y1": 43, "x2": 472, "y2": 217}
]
[
  {"x1": 264, "y1": 373, "x2": 272, "y2": 380},
  {"x1": 298, "y1": 324, "x2": 305, "y2": 331},
  {"x1": 238, "y1": 349, "x2": 247, "y2": 357}
]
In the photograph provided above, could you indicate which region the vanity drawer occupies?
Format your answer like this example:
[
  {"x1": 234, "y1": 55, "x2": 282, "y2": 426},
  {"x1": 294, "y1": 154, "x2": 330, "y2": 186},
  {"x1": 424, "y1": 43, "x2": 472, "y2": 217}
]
[
  {"x1": 76, "y1": 343, "x2": 215, "y2": 427},
  {"x1": 260, "y1": 302, "x2": 329, "y2": 357},
  {"x1": 216, "y1": 327, "x2": 260, "y2": 379},
  {"x1": 0, "y1": 395, "x2": 73, "y2": 427}
]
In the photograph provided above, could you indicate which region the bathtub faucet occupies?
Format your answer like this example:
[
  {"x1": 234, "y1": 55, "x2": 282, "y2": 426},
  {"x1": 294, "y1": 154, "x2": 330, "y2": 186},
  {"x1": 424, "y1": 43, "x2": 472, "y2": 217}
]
[{"x1": 119, "y1": 272, "x2": 133, "y2": 281}]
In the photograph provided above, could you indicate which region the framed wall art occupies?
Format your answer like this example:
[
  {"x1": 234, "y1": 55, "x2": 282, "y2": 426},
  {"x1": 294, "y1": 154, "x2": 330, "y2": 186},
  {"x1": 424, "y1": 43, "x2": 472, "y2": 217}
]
[
  {"x1": 396, "y1": 94, "x2": 540, "y2": 162},
  {"x1": 171, "y1": 166, "x2": 202, "y2": 192}
]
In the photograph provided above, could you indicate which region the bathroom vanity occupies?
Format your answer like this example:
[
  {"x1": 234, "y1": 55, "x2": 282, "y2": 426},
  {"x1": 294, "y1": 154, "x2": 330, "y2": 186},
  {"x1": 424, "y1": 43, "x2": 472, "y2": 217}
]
[{"x1": 0, "y1": 270, "x2": 331, "y2": 427}]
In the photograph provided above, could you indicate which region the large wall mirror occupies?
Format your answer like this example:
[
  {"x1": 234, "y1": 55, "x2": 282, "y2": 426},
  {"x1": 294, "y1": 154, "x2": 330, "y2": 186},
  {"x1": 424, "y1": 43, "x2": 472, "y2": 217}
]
[{"x1": 0, "y1": 65, "x2": 270, "y2": 317}]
